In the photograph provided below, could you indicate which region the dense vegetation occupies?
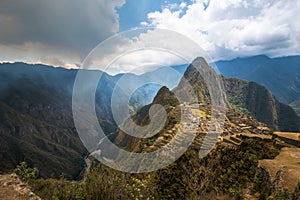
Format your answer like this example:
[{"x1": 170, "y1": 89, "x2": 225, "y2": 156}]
[
  {"x1": 14, "y1": 139, "x2": 300, "y2": 200},
  {"x1": 2, "y1": 59, "x2": 300, "y2": 199},
  {"x1": 1, "y1": 60, "x2": 300, "y2": 179}
]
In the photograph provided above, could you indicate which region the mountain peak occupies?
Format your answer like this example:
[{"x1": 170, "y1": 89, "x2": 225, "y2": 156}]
[
  {"x1": 152, "y1": 86, "x2": 179, "y2": 107},
  {"x1": 190, "y1": 57, "x2": 210, "y2": 70},
  {"x1": 193, "y1": 57, "x2": 208, "y2": 63},
  {"x1": 183, "y1": 57, "x2": 212, "y2": 77}
]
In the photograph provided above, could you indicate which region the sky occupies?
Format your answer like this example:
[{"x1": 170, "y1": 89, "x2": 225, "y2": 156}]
[{"x1": 0, "y1": 0, "x2": 299, "y2": 72}]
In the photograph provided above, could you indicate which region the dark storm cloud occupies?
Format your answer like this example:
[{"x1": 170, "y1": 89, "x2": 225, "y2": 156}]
[{"x1": 0, "y1": 0, "x2": 125, "y2": 56}]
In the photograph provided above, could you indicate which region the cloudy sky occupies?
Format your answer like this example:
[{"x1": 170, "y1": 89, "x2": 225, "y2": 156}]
[{"x1": 0, "y1": 0, "x2": 299, "y2": 72}]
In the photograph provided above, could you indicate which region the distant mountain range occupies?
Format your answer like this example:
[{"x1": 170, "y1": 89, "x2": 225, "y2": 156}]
[
  {"x1": 147, "y1": 55, "x2": 300, "y2": 116},
  {"x1": 0, "y1": 57, "x2": 299, "y2": 178},
  {"x1": 127, "y1": 55, "x2": 300, "y2": 117},
  {"x1": 215, "y1": 55, "x2": 300, "y2": 115}
]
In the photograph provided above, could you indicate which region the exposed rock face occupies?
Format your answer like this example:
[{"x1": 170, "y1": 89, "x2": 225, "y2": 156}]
[
  {"x1": 224, "y1": 78, "x2": 278, "y2": 128},
  {"x1": 0, "y1": 174, "x2": 41, "y2": 200},
  {"x1": 182, "y1": 58, "x2": 300, "y2": 131},
  {"x1": 258, "y1": 148, "x2": 300, "y2": 194}
]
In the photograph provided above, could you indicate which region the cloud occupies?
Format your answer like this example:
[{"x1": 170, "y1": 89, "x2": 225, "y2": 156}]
[
  {"x1": 0, "y1": 42, "x2": 81, "y2": 67},
  {"x1": 143, "y1": 0, "x2": 300, "y2": 60},
  {"x1": 81, "y1": 28, "x2": 210, "y2": 75},
  {"x1": 2, "y1": 0, "x2": 299, "y2": 72},
  {"x1": 93, "y1": 0, "x2": 299, "y2": 74},
  {"x1": 0, "y1": 0, "x2": 125, "y2": 66},
  {"x1": 66, "y1": 0, "x2": 300, "y2": 74}
]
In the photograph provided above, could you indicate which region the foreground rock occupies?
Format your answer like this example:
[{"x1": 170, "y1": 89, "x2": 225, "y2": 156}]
[
  {"x1": 0, "y1": 174, "x2": 40, "y2": 200},
  {"x1": 259, "y1": 148, "x2": 300, "y2": 193}
]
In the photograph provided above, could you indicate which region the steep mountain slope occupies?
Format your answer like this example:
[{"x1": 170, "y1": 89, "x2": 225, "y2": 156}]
[
  {"x1": 184, "y1": 58, "x2": 300, "y2": 131},
  {"x1": 0, "y1": 63, "x2": 87, "y2": 179},
  {"x1": 116, "y1": 57, "x2": 300, "y2": 153},
  {"x1": 290, "y1": 99, "x2": 300, "y2": 116},
  {"x1": 115, "y1": 58, "x2": 273, "y2": 152},
  {"x1": 1, "y1": 59, "x2": 299, "y2": 179},
  {"x1": 0, "y1": 63, "x2": 121, "y2": 178},
  {"x1": 3, "y1": 60, "x2": 299, "y2": 199},
  {"x1": 0, "y1": 62, "x2": 185, "y2": 178},
  {"x1": 215, "y1": 55, "x2": 300, "y2": 104}
]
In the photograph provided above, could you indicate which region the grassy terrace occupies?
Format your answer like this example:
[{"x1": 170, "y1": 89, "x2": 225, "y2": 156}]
[
  {"x1": 273, "y1": 132, "x2": 300, "y2": 141},
  {"x1": 259, "y1": 147, "x2": 300, "y2": 191}
]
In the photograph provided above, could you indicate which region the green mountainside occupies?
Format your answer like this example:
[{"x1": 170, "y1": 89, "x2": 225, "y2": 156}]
[
  {"x1": 184, "y1": 58, "x2": 300, "y2": 131},
  {"x1": 116, "y1": 57, "x2": 298, "y2": 153},
  {"x1": 110, "y1": 57, "x2": 300, "y2": 199},
  {"x1": 0, "y1": 63, "x2": 182, "y2": 178},
  {"x1": 0, "y1": 59, "x2": 300, "y2": 199},
  {"x1": 0, "y1": 63, "x2": 119, "y2": 179},
  {"x1": 216, "y1": 55, "x2": 300, "y2": 104}
]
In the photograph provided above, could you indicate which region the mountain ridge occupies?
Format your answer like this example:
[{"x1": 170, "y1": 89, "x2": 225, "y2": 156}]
[
  {"x1": 1, "y1": 58, "x2": 300, "y2": 180},
  {"x1": 215, "y1": 55, "x2": 300, "y2": 104},
  {"x1": 184, "y1": 58, "x2": 300, "y2": 131}
]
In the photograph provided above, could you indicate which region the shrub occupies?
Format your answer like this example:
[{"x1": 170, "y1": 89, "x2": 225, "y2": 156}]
[
  {"x1": 14, "y1": 162, "x2": 39, "y2": 182},
  {"x1": 293, "y1": 182, "x2": 300, "y2": 200},
  {"x1": 30, "y1": 178, "x2": 86, "y2": 200}
]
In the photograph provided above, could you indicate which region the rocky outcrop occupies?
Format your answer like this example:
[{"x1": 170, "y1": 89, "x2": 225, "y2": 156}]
[
  {"x1": 258, "y1": 148, "x2": 300, "y2": 197},
  {"x1": 184, "y1": 58, "x2": 300, "y2": 131},
  {"x1": 0, "y1": 174, "x2": 40, "y2": 200}
]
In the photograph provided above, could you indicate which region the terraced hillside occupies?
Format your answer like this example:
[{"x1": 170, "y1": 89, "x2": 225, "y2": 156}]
[{"x1": 115, "y1": 58, "x2": 276, "y2": 155}]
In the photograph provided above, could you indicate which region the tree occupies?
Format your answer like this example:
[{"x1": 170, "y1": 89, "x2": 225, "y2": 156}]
[{"x1": 14, "y1": 162, "x2": 39, "y2": 182}]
